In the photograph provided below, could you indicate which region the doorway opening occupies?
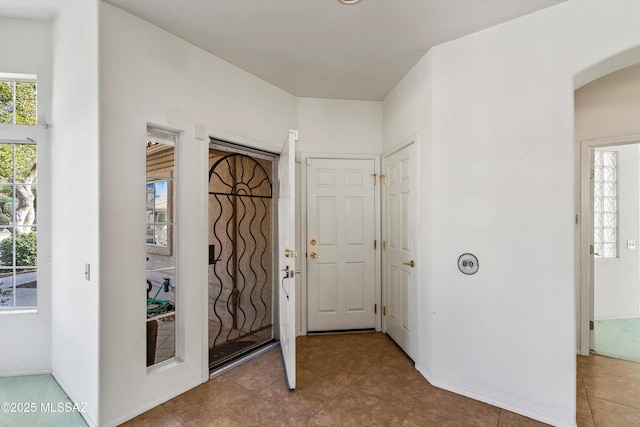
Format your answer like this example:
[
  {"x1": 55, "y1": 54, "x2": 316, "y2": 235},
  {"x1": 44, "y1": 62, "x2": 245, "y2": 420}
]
[
  {"x1": 208, "y1": 141, "x2": 277, "y2": 369},
  {"x1": 580, "y1": 137, "x2": 640, "y2": 363}
]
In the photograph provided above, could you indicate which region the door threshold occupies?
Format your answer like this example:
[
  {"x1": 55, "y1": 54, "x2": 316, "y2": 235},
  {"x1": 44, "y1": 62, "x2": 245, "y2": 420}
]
[
  {"x1": 209, "y1": 340, "x2": 278, "y2": 379},
  {"x1": 307, "y1": 328, "x2": 376, "y2": 335}
]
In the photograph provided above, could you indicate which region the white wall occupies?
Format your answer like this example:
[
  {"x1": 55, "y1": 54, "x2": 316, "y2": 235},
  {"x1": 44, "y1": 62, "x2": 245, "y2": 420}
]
[
  {"x1": 383, "y1": 1, "x2": 640, "y2": 426},
  {"x1": 98, "y1": 3, "x2": 297, "y2": 425},
  {"x1": 575, "y1": 64, "x2": 640, "y2": 320},
  {"x1": 0, "y1": 18, "x2": 53, "y2": 376},
  {"x1": 296, "y1": 97, "x2": 382, "y2": 154},
  {"x1": 50, "y1": 2, "x2": 100, "y2": 425}
]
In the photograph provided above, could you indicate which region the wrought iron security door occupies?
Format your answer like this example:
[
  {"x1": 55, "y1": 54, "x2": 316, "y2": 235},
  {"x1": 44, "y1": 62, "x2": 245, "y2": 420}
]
[{"x1": 208, "y1": 152, "x2": 273, "y2": 367}]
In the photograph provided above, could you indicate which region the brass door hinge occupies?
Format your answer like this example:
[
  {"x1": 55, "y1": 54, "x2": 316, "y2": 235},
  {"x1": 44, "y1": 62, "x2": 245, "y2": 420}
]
[
  {"x1": 590, "y1": 320, "x2": 594, "y2": 330},
  {"x1": 383, "y1": 306, "x2": 387, "y2": 316},
  {"x1": 380, "y1": 175, "x2": 387, "y2": 185},
  {"x1": 382, "y1": 241, "x2": 387, "y2": 250},
  {"x1": 372, "y1": 174, "x2": 377, "y2": 185},
  {"x1": 374, "y1": 304, "x2": 377, "y2": 314}
]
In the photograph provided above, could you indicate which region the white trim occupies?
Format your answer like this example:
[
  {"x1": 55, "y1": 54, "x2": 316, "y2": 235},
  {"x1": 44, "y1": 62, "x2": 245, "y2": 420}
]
[
  {"x1": 206, "y1": 127, "x2": 281, "y2": 155},
  {"x1": 0, "y1": 368, "x2": 50, "y2": 377},
  {"x1": 382, "y1": 134, "x2": 417, "y2": 158},
  {"x1": 299, "y1": 151, "x2": 381, "y2": 335},
  {"x1": 578, "y1": 134, "x2": 640, "y2": 356},
  {"x1": 200, "y1": 136, "x2": 210, "y2": 381},
  {"x1": 0, "y1": 73, "x2": 37, "y2": 82}
]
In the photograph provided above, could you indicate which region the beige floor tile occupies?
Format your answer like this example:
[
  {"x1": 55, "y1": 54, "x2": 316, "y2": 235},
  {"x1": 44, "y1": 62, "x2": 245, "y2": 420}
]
[
  {"x1": 298, "y1": 349, "x2": 376, "y2": 386},
  {"x1": 582, "y1": 369, "x2": 640, "y2": 409},
  {"x1": 347, "y1": 361, "x2": 430, "y2": 403},
  {"x1": 161, "y1": 376, "x2": 254, "y2": 425},
  {"x1": 260, "y1": 366, "x2": 345, "y2": 418},
  {"x1": 126, "y1": 334, "x2": 640, "y2": 427},
  {"x1": 497, "y1": 410, "x2": 549, "y2": 426},
  {"x1": 307, "y1": 385, "x2": 415, "y2": 427},
  {"x1": 205, "y1": 396, "x2": 308, "y2": 426},
  {"x1": 222, "y1": 347, "x2": 284, "y2": 392},
  {"x1": 578, "y1": 354, "x2": 640, "y2": 382},
  {"x1": 576, "y1": 373, "x2": 595, "y2": 427},
  {"x1": 401, "y1": 387, "x2": 500, "y2": 427},
  {"x1": 589, "y1": 396, "x2": 640, "y2": 427},
  {"x1": 121, "y1": 405, "x2": 184, "y2": 427}
]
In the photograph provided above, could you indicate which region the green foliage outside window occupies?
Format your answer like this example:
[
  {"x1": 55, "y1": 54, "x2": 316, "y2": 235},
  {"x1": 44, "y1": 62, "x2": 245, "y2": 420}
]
[
  {"x1": 0, "y1": 232, "x2": 37, "y2": 267},
  {"x1": 0, "y1": 80, "x2": 37, "y2": 125},
  {"x1": 0, "y1": 144, "x2": 37, "y2": 182}
]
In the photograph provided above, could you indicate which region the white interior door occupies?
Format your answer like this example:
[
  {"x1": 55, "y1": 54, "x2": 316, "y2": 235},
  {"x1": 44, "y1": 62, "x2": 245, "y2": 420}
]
[
  {"x1": 383, "y1": 144, "x2": 417, "y2": 359},
  {"x1": 278, "y1": 130, "x2": 297, "y2": 389},
  {"x1": 307, "y1": 158, "x2": 376, "y2": 331}
]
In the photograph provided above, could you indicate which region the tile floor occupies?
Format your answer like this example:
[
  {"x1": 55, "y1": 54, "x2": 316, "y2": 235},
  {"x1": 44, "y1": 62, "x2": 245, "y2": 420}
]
[
  {"x1": 122, "y1": 332, "x2": 640, "y2": 426},
  {"x1": 0, "y1": 374, "x2": 88, "y2": 427}
]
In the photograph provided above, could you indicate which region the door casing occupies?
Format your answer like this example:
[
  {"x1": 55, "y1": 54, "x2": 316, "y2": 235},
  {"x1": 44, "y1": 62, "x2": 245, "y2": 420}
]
[{"x1": 578, "y1": 134, "x2": 640, "y2": 356}]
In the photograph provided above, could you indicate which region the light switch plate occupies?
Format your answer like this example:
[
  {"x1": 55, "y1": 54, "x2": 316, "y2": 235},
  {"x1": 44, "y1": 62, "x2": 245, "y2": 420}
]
[{"x1": 628, "y1": 240, "x2": 636, "y2": 250}]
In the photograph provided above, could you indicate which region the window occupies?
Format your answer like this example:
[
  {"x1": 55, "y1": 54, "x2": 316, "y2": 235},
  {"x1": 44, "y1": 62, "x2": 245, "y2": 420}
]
[
  {"x1": 146, "y1": 127, "x2": 177, "y2": 366},
  {"x1": 146, "y1": 175, "x2": 171, "y2": 249},
  {"x1": 594, "y1": 150, "x2": 617, "y2": 258},
  {"x1": 0, "y1": 140, "x2": 37, "y2": 308},
  {"x1": 0, "y1": 74, "x2": 37, "y2": 125}
]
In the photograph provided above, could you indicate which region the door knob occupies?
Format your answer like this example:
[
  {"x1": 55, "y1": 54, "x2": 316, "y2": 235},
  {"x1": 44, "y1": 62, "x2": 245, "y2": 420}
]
[
  {"x1": 403, "y1": 260, "x2": 415, "y2": 268},
  {"x1": 309, "y1": 252, "x2": 321, "y2": 259}
]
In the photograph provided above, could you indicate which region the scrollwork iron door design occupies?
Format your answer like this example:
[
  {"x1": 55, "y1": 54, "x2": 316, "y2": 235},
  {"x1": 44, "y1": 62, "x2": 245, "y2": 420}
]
[{"x1": 208, "y1": 152, "x2": 273, "y2": 366}]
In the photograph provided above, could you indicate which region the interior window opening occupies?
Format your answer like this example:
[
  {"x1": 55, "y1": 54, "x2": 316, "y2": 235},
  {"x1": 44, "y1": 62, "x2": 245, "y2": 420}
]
[{"x1": 146, "y1": 127, "x2": 177, "y2": 367}]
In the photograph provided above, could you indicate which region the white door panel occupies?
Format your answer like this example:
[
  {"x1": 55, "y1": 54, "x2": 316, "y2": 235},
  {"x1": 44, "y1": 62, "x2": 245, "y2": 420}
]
[
  {"x1": 278, "y1": 130, "x2": 297, "y2": 389},
  {"x1": 307, "y1": 158, "x2": 376, "y2": 331},
  {"x1": 383, "y1": 144, "x2": 416, "y2": 359}
]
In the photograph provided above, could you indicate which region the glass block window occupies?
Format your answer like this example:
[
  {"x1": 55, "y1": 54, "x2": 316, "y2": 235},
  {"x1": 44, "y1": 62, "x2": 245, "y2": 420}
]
[
  {"x1": 0, "y1": 75, "x2": 37, "y2": 125},
  {"x1": 594, "y1": 150, "x2": 617, "y2": 258}
]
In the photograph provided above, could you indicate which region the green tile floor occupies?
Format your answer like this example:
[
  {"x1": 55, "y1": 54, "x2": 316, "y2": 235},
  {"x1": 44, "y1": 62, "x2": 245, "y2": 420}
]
[
  {"x1": 594, "y1": 317, "x2": 640, "y2": 363},
  {"x1": 0, "y1": 374, "x2": 88, "y2": 427}
]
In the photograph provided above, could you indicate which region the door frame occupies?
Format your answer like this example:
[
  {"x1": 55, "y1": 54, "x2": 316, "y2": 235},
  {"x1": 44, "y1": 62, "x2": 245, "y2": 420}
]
[
  {"x1": 204, "y1": 136, "x2": 282, "y2": 381},
  {"x1": 299, "y1": 152, "x2": 381, "y2": 335},
  {"x1": 578, "y1": 134, "x2": 640, "y2": 356},
  {"x1": 381, "y1": 134, "x2": 421, "y2": 361}
]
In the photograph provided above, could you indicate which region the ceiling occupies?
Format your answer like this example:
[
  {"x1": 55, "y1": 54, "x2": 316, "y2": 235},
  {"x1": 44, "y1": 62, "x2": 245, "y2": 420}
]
[{"x1": 1, "y1": 0, "x2": 566, "y2": 101}]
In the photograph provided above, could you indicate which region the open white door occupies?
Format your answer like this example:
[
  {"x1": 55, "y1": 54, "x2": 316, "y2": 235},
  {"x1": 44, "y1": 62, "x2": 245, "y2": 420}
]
[
  {"x1": 382, "y1": 143, "x2": 417, "y2": 360},
  {"x1": 278, "y1": 129, "x2": 297, "y2": 389}
]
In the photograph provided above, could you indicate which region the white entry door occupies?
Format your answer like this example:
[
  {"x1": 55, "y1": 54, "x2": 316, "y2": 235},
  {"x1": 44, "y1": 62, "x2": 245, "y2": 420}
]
[
  {"x1": 307, "y1": 158, "x2": 376, "y2": 331},
  {"x1": 383, "y1": 144, "x2": 417, "y2": 359},
  {"x1": 278, "y1": 130, "x2": 297, "y2": 389}
]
